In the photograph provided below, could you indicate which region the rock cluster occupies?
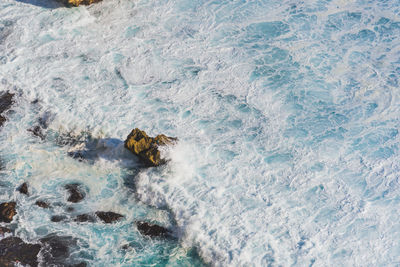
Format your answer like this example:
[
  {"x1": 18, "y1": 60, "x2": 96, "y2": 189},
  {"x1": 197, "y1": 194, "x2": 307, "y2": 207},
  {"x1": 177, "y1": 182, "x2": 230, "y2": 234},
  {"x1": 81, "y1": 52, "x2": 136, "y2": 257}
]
[{"x1": 124, "y1": 128, "x2": 177, "y2": 167}]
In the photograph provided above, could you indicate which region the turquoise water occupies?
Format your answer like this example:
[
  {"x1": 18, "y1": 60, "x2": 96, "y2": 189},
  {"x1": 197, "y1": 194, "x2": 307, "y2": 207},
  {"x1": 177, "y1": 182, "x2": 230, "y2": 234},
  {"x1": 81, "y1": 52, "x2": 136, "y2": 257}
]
[{"x1": 0, "y1": 0, "x2": 400, "y2": 266}]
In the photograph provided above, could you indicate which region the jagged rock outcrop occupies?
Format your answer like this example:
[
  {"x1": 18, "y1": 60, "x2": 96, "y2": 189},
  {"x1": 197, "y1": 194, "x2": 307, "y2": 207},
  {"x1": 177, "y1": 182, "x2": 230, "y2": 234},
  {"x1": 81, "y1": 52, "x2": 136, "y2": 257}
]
[
  {"x1": 0, "y1": 202, "x2": 16, "y2": 223},
  {"x1": 124, "y1": 128, "x2": 177, "y2": 167}
]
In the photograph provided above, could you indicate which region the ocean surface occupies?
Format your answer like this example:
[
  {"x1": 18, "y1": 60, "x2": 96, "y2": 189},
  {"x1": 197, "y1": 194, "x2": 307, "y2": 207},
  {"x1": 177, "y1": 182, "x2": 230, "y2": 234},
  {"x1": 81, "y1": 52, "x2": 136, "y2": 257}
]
[{"x1": 0, "y1": 0, "x2": 400, "y2": 266}]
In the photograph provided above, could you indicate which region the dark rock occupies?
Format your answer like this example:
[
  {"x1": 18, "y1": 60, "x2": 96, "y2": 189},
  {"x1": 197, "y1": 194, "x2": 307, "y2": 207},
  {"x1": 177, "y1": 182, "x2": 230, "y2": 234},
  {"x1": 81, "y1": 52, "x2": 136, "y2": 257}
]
[
  {"x1": 64, "y1": 183, "x2": 85, "y2": 203},
  {"x1": 136, "y1": 222, "x2": 171, "y2": 238},
  {"x1": 66, "y1": 206, "x2": 75, "y2": 212},
  {"x1": 74, "y1": 214, "x2": 96, "y2": 223},
  {"x1": 0, "y1": 202, "x2": 16, "y2": 223},
  {"x1": 0, "y1": 91, "x2": 14, "y2": 128},
  {"x1": 17, "y1": 182, "x2": 28, "y2": 195},
  {"x1": 95, "y1": 211, "x2": 124, "y2": 223},
  {"x1": 124, "y1": 128, "x2": 177, "y2": 167},
  {"x1": 0, "y1": 237, "x2": 41, "y2": 267},
  {"x1": 0, "y1": 226, "x2": 11, "y2": 235},
  {"x1": 35, "y1": 200, "x2": 50, "y2": 209},
  {"x1": 70, "y1": 262, "x2": 87, "y2": 267},
  {"x1": 51, "y1": 215, "x2": 67, "y2": 222},
  {"x1": 68, "y1": 151, "x2": 85, "y2": 161},
  {"x1": 28, "y1": 125, "x2": 46, "y2": 140},
  {"x1": 40, "y1": 234, "x2": 78, "y2": 266}
]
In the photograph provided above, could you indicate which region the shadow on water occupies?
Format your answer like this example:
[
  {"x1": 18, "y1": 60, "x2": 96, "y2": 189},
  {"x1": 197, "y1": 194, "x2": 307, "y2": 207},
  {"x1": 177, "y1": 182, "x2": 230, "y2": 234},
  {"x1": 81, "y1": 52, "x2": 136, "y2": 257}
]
[{"x1": 15, "y1": 0, "x2": 65, "y2": 9}]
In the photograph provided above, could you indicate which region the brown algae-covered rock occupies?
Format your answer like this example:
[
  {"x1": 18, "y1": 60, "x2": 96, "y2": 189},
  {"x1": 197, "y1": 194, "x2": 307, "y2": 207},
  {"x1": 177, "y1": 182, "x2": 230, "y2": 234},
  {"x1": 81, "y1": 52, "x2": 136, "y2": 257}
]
[
  {"x1": 0, "y1": 202, "x2": 16, "y2": 223},
  {"x1": 124, "y1": 128, "x2": 177, "y2": 167},
  {"x1": 62, "y1": 0, "x2": 102, "y2": 7}
]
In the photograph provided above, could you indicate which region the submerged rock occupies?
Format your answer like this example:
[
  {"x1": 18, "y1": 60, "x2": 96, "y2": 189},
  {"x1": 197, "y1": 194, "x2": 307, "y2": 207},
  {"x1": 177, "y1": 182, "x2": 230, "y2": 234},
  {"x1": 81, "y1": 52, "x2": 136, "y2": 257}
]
[
  {"x1": 35, "y1": 200, "x2": 50, "y2": 209},
  {"x1": 0, "y1": 237, "x2": 41, "y2": 267},
  {"x1": 74, "y1": 214, "x2": 96, "y2": 223},
  {"x1": 66, "y1": 206, "x2": 75, "y2": 212},
  {"x1": 17, "y1": 182, "x2": 28, "y2": 195},
  {"x1": 28, "y1": 125, "x2": 46, "y2": 140},
  {"x1": 95, "y1": 211, "x2": 124, "y2": 223},
  {"x1": 0, "y1": 91, "x2": 14, "y2": 127},
  {"x1": 124, "y1": 128, "x2": 177, "y2": 167},
  {"x1": 0, "y1": 202, "x2": 16, "y2": 223},
  {"x1": 40, "y1": 234, "x2": 80, "y2": 266},
  {"x1": 136, "y1": 222, "x2": 171, "y2": 238},
  {"x1": 64, "y1": 183, "x2": 86, "y2": 203},
  {"x1": 51, "y1": 215, "x2": 68, "y2": 222},
  {"x1": 71, "y1": 262, "x2": 87, "y2": 267}
]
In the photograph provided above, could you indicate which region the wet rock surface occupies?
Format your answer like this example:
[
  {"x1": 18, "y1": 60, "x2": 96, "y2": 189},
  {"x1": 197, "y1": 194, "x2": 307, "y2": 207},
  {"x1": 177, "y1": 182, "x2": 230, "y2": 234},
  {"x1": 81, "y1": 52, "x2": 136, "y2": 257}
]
[
  {"x1": 17, "y1": 182, "x2": 28, "y2": 195},
  {"x1": 74, "y1": 213, "x2": 96, "y2": 223},
  {"x1": 70, "y1": 262, "x2": 87, "y2": 267},
  {"x1": 65, "y1": 183, "x2": 86, "y2": 203},
  {"x1": 0, "y1": 91, "x2": 14, "y2": 128},
  {"x1": 95, "y1": 211, "x2": 124, "y2": 223},
  {"x1": 51, "y1": 215, "x2": 68, "y2": 222},
  {"x1": 40, "y1": 234, "x2": 80, "y2": 266},
  {"x1": 136, "y1": 222, "x2": 171, "y2": 238},
  {"x1": 0, "y1": 226, "x2": 11, "y2": 235},
  {"x1": 0, "y1": 201, "x2": 16, "y2": 223},
  {"x1": 28, "y1": 110, "x2": 53, "y2": 140},
  {"x1": 0, "y1": 237, "x2": 41, "y2": 267},
  {"x1": 124, "y1": 128, "x2": 177, "y2": 167},
  {"x1": 35, "y1": 200, "x2": 50, "y2": 208},
  {"x1": 28, "y1": 125, "x2": 46, "y2": 140}
]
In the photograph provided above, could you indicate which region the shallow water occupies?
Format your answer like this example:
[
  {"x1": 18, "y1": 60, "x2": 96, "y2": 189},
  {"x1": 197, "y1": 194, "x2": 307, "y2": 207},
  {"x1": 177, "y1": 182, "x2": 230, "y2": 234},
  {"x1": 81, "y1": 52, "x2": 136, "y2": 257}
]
[{"x1": 0, "y1": 0, "x2": 400, "y2": 266}]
